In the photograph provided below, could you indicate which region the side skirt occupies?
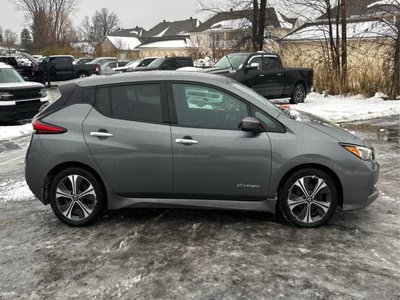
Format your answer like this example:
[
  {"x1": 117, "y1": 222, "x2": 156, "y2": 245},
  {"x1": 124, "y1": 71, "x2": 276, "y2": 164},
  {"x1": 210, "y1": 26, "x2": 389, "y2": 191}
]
[{"x1": 108, "y1": 196, "x2": 277, "y2": 214}]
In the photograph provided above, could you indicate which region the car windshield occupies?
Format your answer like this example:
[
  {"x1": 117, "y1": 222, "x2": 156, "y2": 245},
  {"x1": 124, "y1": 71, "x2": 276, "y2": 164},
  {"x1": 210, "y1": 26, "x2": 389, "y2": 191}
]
[
  {"x1": 147, "y1": 58, "x2": 166, "y2": 68},
  {"x1": 0, "y1": 68, "x2": 24, "y2": 83},
  {"x1": 231, "y1": 82, "x2": 282, "y2": 114},
  {"x1": 214, "y1": 54, "x2": 249, "y2": 69},
  {"x1": 126, "y1": 60, "x2": 140, "y2": 68}
]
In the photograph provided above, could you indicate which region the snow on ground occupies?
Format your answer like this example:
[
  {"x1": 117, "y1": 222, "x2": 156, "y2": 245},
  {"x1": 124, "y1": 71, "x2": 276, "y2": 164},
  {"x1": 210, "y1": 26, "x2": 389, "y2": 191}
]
[
  {"x1": 273, "y1": 93, "x2": 400, "y2": 123},
  {"x1": 0, "y1": 179, "x2": 35, "y2": 202},
  {"x1": 0, "y1": 123, "x2": 32, "y2": 140}
]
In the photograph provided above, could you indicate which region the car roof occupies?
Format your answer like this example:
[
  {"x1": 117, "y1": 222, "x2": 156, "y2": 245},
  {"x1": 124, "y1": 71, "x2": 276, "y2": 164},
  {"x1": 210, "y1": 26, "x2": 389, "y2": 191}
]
[
  {"x1": 73, "y1": 71, "x2": 235, "y2": 88},
  {"x1": 0, "y1": 62, "x2": 13, "y2": 69}
]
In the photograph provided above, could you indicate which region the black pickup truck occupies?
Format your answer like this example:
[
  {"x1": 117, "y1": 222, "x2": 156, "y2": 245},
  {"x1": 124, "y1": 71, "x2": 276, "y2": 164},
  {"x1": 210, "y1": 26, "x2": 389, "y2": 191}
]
[
  {"x1": 39, "y1": 55, "x2": 99, "y2": 83},
  {"x1": 203, "y1": 52, "x2": 313, "y2": 104}
]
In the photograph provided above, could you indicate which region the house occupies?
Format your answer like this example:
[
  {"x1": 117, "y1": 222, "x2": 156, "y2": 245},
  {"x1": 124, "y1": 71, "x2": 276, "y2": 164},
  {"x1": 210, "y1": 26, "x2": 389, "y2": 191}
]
[
  {"x1": 279, "y1": 0, "x2": 399, "y2": 93},
  {"x1": 190, "y1": 8, "x2": 299, "y2": 52},
  {"x1": 98, "y1": 18, "x2": 200, "y2": 59}
]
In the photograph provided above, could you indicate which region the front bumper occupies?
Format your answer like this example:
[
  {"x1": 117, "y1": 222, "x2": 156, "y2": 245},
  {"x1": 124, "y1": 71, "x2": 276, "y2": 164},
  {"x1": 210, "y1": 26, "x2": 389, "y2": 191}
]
[
  {"x1": 342, "y1": 159, "x2": 380, "y2": 211},
  {"x1": 0, "y1": 97, "x2": 48, "y2": 122}
]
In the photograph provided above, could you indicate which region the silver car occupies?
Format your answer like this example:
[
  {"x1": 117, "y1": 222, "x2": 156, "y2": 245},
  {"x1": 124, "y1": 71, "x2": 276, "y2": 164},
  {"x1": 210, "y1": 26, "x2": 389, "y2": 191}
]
[{"x1": 25, "y1": 72, "x2": 379, "y2": 227}]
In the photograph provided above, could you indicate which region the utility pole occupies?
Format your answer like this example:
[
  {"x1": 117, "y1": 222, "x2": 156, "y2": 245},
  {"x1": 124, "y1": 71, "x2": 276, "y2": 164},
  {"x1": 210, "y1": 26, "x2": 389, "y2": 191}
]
[{"x1": 341, "y1": 0, "x2": 347, "y2": 93}]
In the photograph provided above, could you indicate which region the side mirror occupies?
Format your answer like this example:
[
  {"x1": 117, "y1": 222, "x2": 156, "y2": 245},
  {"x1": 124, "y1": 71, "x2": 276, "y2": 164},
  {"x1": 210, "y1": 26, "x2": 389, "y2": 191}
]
[
  {"x1": 245, "y1": 62, "x2": 260, "y2": 72},
  {"x1": 240, "y1": 116, "x2": 264, "y2": 132}
]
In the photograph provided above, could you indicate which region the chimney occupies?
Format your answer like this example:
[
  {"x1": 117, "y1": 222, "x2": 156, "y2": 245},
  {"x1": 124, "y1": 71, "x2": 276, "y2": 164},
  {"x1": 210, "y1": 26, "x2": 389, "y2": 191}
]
[
  {"x1": 230, "y1": 8, "x2": 233, "y2": 12},
  {"x1": 163, "y1": 20, "x2": 166, "y2": 23},
  {"x1": 190, "y1": 17, "x2": 193, "y2": 20},
  {"x1": 136, "y1": 25, "x2": 139, "y2": 29}
]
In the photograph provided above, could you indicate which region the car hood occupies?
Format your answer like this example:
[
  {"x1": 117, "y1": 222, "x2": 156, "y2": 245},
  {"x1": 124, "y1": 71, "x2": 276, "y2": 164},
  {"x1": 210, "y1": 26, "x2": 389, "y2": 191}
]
[
  {"x1": 284, "y1": 109, "x2": 368, "y2": 147},
  {"x1": 0, "y1": 81, "x2": 44, "y2": 91}
]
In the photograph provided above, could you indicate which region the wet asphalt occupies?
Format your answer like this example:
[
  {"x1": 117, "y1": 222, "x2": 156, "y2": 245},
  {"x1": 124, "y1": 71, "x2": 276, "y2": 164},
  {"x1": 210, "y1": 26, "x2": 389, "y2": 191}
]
[{"x1": 0, "y1": 115, "x2": 399, "y2": 299}]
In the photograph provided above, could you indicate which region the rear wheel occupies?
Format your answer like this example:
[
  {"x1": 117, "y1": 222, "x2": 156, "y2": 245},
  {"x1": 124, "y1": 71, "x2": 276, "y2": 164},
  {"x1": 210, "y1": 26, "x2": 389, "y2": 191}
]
[
  {"x1": 49, "y1": 167, "x2": 104, "y2": 226},
  {"x1": 78, "y1": 72, "x2": 88, "y2": 78},
  {"x1": 279, "y1": 168, "x2": 337, "y2": 228},
  {"x1": 290, "y1": 84, "x2": 306, "y2": 104}
]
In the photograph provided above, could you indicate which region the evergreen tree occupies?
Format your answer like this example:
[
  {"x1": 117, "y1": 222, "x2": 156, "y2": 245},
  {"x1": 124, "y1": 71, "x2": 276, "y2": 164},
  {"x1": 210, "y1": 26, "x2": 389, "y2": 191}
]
[{"x1": 20, "y1": 28, "x2": 32, "y2": 50}]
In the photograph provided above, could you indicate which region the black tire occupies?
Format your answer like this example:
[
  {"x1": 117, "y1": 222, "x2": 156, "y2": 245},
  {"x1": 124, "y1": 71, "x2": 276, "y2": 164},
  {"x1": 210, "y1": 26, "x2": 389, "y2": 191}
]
[
  {"x1": 279, "y1": 168, "x2": 337, "y2": 228},
  {"x1": 49, "y1": 167, "x2": 104, "y2": 226},
  {"x1": 78, "y1": 72, "x2": 88, "y2": 78},
  {"x1": 290, "y1": 84, "x2": 306, "y2": 104}
]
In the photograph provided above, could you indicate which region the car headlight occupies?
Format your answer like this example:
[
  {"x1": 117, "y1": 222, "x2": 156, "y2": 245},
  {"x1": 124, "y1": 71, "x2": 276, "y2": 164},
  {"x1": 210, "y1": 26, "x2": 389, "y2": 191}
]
[
  {"x1": 39, "y1": 88, "x2": 47, "y2": 98},
  {"x1": 0, "y1": 92, "x2": 13, "y2": 100},
  {"x1": 340, "y1": 144, "x2": 374, "y2": 160}
]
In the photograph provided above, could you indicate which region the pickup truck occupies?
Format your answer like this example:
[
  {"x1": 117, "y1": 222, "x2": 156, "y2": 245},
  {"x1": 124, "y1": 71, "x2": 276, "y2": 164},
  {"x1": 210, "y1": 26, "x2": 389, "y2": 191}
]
[
  {"x1": 200, "y1": 52, "x2": 313, "y2": 104},
  {"x1": 39, "y1": 55, "x2": 99, "y2": 83},
  {"x1": 0, "y1": 56, "x2": 38, "y2": 81}
]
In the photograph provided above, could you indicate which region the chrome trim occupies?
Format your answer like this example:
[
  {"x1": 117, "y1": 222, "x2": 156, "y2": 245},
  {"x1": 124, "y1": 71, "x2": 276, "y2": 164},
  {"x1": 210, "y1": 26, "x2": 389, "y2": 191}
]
[
  {"x1": 90, "y1": 132, "x2": 114, "y2": 138},
  {"x1": 175, "y1": 138, "x2": 199, "y2": 145}
]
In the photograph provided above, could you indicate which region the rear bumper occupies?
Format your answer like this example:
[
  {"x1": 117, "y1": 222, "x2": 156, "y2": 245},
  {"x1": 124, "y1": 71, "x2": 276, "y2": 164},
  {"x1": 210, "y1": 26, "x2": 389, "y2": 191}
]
[{"x1": 0, "y1": 98, "x2": 48, "y2": 122}]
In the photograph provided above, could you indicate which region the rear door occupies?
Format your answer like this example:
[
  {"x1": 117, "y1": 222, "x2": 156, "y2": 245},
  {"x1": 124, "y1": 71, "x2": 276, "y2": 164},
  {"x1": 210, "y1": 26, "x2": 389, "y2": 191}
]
[
  {"x1": 169, "y1": 82, "x2": 272, "y2": 200},
  {"x1": 50, "y1": 57, "x2": 74, "y2": 81},
  {"x1": 83, "y1": 82, "x2": 173, "y2": 198},
  {"x1": 260, "y1": 56, "x2": 285, "y2": 97}
]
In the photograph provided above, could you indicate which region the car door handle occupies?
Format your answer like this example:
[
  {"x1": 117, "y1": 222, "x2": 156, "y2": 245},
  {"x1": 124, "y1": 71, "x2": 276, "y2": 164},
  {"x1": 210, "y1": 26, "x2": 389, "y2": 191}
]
[
  {"x1": 90, "y1": 132, "x2": 114, "y2": 138},
  {"x1": 175, "y1": 138, "x2": 199, "y2": 145},
  {"x1": 259, "y1": 74, "x2": 265, "y2": 77},
  {"x1": 277, "y1": 73, "x2": 283, "y2": 76}
]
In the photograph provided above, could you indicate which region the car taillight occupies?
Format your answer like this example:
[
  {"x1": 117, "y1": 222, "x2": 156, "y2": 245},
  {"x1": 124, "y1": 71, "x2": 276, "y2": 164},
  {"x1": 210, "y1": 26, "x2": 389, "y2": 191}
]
[
  {"x1": 32, "y1": 118, "x2": 67, "y2": 134},
  {"x1": 95, "y1": 64, "x2": 101, "y2": 73}
]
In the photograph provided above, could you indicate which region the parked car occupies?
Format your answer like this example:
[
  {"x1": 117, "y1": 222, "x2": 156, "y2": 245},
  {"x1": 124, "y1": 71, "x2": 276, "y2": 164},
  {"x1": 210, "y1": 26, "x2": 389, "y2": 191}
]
[
  {"x1": 129, "y1": 57, "x2": 193, "y2": 72},
  {"x1": 0, "y1": 56, "x2": 37, "y2": 81},
  {"x1": 0, "y1": 62, "x2": 48, "y2": 122},
  {"x1": 115, "y1": 57, "x2": 158, "y2": 73},
  {"x1": 87, "y1": 57, "x2": 117, "y2": 65},
  {"x1": 181, "y1": 52, "x2": 314, "y2": 104},
  {"x1": 74, "y1": 58, "x2": 93, "y2": 65},
  {"x1": 39, "y1": 55, "x2": 99, "y2": 83},
  {"x1": 98, "y1": 60, "x2": 130, "y2": 75},
  {"x1": 25, "y1": 71, "x2": 379, "y2": 227}
]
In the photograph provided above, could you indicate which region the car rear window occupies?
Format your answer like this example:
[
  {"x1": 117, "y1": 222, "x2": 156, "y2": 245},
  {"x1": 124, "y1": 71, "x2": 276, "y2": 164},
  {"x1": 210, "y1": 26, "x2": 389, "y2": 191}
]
[{"x1": 96, "y1": 83, "x2": 163, "y2": 124}]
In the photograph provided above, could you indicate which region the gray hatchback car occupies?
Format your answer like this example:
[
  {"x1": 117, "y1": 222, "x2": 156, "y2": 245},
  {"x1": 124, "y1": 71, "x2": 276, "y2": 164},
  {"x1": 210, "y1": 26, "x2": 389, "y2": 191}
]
[{"x1": 25, "y1": 72, "x2": 379, "y2": 227}]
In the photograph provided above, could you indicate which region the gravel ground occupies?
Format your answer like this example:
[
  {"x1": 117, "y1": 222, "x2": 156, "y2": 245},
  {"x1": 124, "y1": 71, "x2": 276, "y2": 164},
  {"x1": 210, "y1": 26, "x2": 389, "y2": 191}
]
[{"x1": 0, "y1": 115, "x2": 398, "y2": 300}]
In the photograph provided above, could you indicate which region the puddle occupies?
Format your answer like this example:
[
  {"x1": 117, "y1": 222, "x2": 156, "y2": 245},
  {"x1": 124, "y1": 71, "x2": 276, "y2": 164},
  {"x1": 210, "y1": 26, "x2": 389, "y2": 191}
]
[{"x1": 342, "y1": 115, "x2": 400, "y2": 143}]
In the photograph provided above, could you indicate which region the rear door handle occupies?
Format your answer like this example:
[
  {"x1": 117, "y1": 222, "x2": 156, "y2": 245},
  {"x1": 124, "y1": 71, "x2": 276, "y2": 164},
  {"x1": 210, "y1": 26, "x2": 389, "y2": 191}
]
[
  {"x1": 175, "y1": 139, "x2": 199, "y2": 145},
  {"x1": 90, "y1": 132, "x2": 114, "y2": 138}
]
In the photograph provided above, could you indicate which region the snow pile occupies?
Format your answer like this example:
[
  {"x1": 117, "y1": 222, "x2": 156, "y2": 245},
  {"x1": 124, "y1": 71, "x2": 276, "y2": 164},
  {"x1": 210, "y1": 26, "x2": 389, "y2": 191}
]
[
  {"x1": 106, "y1": 36, "x2": 141, "y2": 50},
  {"x1": 0, "y1": 179, "x2": 35, "y2": 202},
  {"x1": 0, "y1": 124, "x2": 32, "y2": 140},
  {"x1": 273, "y1": 93, "x2": 400, "y2": 123},
  {"x1": 139, "y1": 38, "x2": 195, "y2": 48}
]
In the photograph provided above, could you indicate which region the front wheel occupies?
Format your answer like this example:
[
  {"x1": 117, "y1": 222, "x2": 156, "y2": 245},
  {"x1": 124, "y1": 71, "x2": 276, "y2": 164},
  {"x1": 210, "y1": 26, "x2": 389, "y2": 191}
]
[
  {"x1": 290, "y1": 84, "x2": 306, "y2": 104},
  {"x1": 279, "y1": 168, "x2": 338, "y2": 228},
  {"x1": 78, "y1": 72, "x2": 88, "y2": 78},
  {"x1": 49, "y1": 167, "x2": 104, "y2": 226}
]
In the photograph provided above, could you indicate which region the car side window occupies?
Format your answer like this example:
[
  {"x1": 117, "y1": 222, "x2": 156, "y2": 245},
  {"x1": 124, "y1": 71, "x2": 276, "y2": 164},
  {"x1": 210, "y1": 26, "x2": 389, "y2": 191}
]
[
  {"x1": 162, "y1": 59, "x2": 177, "y2": 70},
  {"x1": 172, "y1": 83, "x2": 249, "y2": 130},
  {"x1": 252, "y1": 106, "x2": 285, "y2": 133},
  {"x1": 262, "y1": 57, "x2": 281, "y2": 71},
  {"x1": 247, "y1": 56, "x2": 262, "y2": 69},
  {"x1": 97, "y1": 83, "x2": 163, "y2": 123}
]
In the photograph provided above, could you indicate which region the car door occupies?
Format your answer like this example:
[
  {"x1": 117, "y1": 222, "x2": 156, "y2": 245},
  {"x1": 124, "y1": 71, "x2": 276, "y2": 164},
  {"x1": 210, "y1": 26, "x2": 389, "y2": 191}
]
[
  {"x1": 169, "y1": 82, "x2": 272, "y2": 200},
  {"x1": 260, "y1": 56, "x2": 285, "y2": 97},
  {"x1": 83, "y1": 82, "x2": 173, "y2": 198},
  {"x1": 50, "y1": 57, "x2": 74, "y2": 81},
  {"x1": 239, "y1": 55, "x2": 267, "y2": 95}
]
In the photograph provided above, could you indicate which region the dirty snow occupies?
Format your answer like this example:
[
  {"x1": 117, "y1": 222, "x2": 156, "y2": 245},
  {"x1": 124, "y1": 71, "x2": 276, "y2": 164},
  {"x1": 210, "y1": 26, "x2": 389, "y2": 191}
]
[
  {"x1": 273, "y1": 93, "x2": 400, "y2": 123},
  {"x1": 0, "y1": 179, "x2": 34, "y2": 202},
  {"x1": 0, "y1": 123, "x2": 32, "y2": 140}
]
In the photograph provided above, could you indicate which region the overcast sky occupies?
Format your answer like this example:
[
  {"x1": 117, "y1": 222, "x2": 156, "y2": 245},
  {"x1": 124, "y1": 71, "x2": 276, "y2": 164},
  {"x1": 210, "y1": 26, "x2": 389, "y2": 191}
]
[{"x1": 0, "y1": 0, "x2": 206, "y2": 34}]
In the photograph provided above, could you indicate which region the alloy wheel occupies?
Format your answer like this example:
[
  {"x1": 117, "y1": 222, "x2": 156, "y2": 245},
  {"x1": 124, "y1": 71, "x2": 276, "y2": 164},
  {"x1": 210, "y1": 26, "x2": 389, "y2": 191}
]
[
  {"x1": 287, "y1": 175, "x2": 331, "y2": 224},
  {"x1": 295, "y1": 86, "x2": 305, "y2": 103},
  {"x1": 55, "y1": 174, "x2": 97, "y2": 221}
]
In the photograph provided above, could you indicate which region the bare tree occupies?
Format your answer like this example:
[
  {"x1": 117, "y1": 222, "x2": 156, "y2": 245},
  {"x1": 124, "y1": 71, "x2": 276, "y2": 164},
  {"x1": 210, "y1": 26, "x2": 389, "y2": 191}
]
[
  {"x1": 2, "y1": 29, "x2": 18, "y2": 54},
  {"x1": 11, "y1": 0, "x2": 78, "y2": 50},
  {"x1": 197, "y1": 0, "x2": 271, "y2": 51},
  {"x1": 92, "y1": 8, "x2": 120, "y2": 39}
]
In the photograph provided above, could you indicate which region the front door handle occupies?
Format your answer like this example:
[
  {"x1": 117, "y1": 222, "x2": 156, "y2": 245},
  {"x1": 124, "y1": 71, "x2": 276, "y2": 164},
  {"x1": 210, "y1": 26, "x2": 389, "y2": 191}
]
[
  {"x1": 259, "y1": 74, "x2": 265, "y2": 77},
  {"x1": 175, "y1": 138, "x2": 199, "y2": 145},
  {"x1": 90, "y1": 131, "x2": 114, "y2": 138}
]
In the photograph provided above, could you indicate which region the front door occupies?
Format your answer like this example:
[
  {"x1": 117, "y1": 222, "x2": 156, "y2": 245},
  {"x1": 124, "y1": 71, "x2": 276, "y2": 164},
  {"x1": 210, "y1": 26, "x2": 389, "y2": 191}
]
[
  {"x1": 169, "y1": 82, "x2": 272, "y2": 200},
  {"x1": 83, "y1": 82, "x2": 173, "y2": 198}
]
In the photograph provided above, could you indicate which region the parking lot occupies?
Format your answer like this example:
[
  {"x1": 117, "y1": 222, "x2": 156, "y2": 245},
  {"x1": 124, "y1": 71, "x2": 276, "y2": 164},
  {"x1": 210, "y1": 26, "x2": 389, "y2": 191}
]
[{"x1": 0, "y1": 113, "x2": 398, "y2": 299}]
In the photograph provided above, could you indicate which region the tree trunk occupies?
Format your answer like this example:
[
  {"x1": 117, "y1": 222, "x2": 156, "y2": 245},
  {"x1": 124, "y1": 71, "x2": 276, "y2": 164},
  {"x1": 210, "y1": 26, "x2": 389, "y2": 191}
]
[
  {"x1": 252, "y1": 0, "x2": 259, "y2": 51},
  {"x1": 341, "y1": 0, "x2": 348, "y2": 93},
  {"x1": 392, "y1": 15, "x2": 400, "y2": 99},
  {"x1": 257, "y1": 0, "x2": 267, "y2": 51}
]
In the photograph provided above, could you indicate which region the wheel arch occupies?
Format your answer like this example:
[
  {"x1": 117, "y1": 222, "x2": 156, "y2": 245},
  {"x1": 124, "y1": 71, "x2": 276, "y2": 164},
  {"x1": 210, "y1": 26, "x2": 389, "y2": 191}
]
[
  {"x1": 277, "y1": 163, "x2": 343, "y2": 208},
  {"x1": 44, "y1": 161, "x2": 107, "y2": 207},
  {"x1": 291, "y1": 80, "x2": 306, "y2": 95}
]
